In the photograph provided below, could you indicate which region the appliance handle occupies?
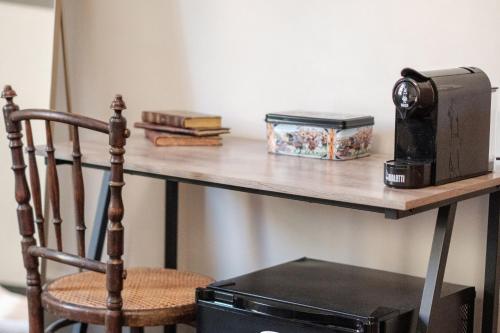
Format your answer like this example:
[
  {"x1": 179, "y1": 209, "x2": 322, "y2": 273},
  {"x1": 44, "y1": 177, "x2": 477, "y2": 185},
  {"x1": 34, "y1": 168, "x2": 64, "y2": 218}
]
[{"x1": 234, "y1": 297, "x2": 364, "y2": 333}]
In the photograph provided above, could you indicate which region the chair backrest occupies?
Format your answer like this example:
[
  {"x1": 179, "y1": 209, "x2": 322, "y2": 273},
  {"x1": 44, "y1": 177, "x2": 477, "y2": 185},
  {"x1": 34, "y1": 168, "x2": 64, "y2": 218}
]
[{"x1": 1, "y1": 85, "x2": 129, "y2": 331}]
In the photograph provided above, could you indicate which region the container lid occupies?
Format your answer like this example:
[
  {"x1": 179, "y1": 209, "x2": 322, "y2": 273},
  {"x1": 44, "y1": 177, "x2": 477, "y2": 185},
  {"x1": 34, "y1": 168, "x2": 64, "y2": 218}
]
[
  {"x1": 265, "y1": 111, "x2": 374, "y2": 129},
  {"x1": 206, "y1": 258, "x2": 471, "y2": 322}
]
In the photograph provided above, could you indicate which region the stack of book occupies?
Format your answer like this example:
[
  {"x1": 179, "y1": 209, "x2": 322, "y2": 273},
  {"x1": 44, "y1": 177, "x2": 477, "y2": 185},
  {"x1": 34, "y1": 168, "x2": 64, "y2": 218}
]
[{"x1": 135, "y1": 111, "x2": 230, "y2": 146}]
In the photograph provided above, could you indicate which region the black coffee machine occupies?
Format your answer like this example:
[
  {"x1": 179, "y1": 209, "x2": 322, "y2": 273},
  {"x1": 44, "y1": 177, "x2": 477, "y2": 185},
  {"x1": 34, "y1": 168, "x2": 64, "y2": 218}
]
[{"x1": 384, "y1": 67, "x2": 492, "y2": 188}]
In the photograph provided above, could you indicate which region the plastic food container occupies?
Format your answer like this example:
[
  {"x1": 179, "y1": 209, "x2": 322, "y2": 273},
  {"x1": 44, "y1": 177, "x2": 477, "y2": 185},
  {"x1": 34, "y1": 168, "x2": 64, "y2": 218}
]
[{"x1": 265, "y1": 111, "x2": 374, "y2": 160}]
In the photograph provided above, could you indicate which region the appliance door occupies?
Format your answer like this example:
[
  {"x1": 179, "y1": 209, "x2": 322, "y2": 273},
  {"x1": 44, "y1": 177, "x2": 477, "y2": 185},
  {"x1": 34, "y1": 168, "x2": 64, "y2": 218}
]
[{"x1": 197, "y1": 301, "x2": 370, "y2": 333}]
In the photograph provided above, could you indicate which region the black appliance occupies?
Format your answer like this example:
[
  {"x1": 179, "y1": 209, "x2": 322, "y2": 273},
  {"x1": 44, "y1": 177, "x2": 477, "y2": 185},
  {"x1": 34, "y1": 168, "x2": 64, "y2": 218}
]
[
  {"x1": 384, "y1": 67, "x2": 492, "y2": 188},
  {"x1": 196, "y1": 258, "x2": 474, "y2": 333}
]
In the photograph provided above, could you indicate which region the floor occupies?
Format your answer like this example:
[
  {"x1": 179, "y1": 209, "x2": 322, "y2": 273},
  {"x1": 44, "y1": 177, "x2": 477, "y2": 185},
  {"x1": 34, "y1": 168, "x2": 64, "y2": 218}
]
[{"x1": 0, "y1": 286, "x2": 29, "y2": 333}]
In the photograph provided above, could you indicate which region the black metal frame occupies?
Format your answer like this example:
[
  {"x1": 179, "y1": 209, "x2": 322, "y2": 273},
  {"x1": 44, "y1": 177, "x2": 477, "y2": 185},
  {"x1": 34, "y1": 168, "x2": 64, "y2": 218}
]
[
  {"x1": 164, "y1": 180, "x2": 178, "y2": 333},
  {"x1": 51, "y1": 159, "x2": 500, "y2": 333},
  {"x1": 418, "y1": 203, "x2": 457, "y2": 332},
  {"x1": 483, "y1": 191, "x2": 500, "y2": 333}
]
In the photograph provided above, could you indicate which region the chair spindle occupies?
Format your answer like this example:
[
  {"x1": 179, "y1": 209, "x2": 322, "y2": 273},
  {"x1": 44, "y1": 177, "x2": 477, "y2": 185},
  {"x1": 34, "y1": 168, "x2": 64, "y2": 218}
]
[
  {"x1": 71, "y1": 126, "x2": 86, "y2": 257},
  {"x1": 105, "y1": 94, "x2": 127, "y2": 333},
  {"x1": 25, "y1": 120, "x2": 46, "y2": 247},
  {"x1": 2, "y1": 85, "x2": 44, "y2": 331},
  {"x1": 45, "y1": 121, "x2": 63, "y2": 251}
]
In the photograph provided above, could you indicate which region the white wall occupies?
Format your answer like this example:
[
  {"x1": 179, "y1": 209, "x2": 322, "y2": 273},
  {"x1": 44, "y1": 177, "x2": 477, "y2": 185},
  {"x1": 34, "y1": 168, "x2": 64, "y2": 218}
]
[
  {"x1": 58, "y1": 1, "x2": 500, "y2": 332},
  {"x1": 0, "y1": 0, "x2": 54, "y2": 285},
  {"x1": 1, "y1": 0, "x2": 499, "y2": 332}
]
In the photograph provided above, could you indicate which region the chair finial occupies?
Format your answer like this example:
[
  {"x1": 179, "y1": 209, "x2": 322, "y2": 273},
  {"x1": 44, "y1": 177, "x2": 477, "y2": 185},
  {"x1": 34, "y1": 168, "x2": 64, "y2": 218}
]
[
  {"x1": 2, "y1": 85, "x2": 20, "y2": 133},
  {"x1": 2, "y1": 85, "x2": 17, "y2": 100},
  {"x1": 110, "y1": 94, "x2": 126, "y2": 113}
]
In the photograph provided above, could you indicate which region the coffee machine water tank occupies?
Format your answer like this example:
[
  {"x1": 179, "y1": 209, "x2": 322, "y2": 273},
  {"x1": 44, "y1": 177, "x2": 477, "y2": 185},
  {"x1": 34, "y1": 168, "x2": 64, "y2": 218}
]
[{"x1": 384, "y1": 67, "x2": 492, "y2": 189}]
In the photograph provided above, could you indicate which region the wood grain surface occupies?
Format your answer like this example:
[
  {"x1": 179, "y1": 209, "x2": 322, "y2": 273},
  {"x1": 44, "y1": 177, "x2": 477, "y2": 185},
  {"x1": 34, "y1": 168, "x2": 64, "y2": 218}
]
[{"x1": 36, "y1": 135, "x2": 500, "y2": 211}]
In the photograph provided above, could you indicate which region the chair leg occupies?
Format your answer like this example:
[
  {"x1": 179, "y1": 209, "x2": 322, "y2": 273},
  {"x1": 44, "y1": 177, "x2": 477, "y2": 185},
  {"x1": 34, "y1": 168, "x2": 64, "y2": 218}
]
[
  {"x1": 23, "y1": 226, "x2": 44, "y2": 333},
  {"x1": 3, "y1": 88, "x2": 45, "y2": 332},
  {"x1": 26, "y1": 282, "x2": 44, "y2": 333},
  {"x1": 104, "y1": 312, "x2": 122, "y2": 333}
]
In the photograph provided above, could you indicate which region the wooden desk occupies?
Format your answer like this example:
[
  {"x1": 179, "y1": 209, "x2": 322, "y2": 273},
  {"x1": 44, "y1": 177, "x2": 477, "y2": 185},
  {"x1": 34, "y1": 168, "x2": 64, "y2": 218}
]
[{"x1": 43, "y1": 135, "x2": 500, "y2": 333}]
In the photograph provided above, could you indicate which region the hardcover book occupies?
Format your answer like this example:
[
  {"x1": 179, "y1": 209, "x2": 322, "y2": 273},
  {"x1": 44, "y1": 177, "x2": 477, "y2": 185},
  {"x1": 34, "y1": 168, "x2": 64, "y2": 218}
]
[
  {"x1": 145, "y1": 129, "x2": 222, "y2": 147},
  {"x1": 134, "y1": 122, "x2": 229, "y2": 137},
  {"x1": 142, "y1": 111, "x2": 222, "y2": 129}
]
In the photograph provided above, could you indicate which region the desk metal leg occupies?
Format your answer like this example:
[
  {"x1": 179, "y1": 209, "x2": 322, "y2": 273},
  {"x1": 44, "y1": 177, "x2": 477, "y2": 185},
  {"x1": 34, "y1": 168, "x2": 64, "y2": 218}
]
[
  {"x1": 165, "y1": 180, "x2": 179, "y2": 269},
  {"x1": 72, "y1": 171, "x2": 111, "y2": 333},
  {"x1": 482, "y1": 191, "x2": 500, "y2": 333},
  {"x1": 417, "y1": 203, "x2": 457, "y2": 333},
  {"x1": 164, "y1": 180, "x2": 179, "y2": 333}
]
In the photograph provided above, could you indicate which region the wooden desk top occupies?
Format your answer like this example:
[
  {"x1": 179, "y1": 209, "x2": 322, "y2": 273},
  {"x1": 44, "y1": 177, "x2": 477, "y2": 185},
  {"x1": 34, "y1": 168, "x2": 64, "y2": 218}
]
[{"x1": 41, "y1": 135, "x2": 500, "y2": 215}]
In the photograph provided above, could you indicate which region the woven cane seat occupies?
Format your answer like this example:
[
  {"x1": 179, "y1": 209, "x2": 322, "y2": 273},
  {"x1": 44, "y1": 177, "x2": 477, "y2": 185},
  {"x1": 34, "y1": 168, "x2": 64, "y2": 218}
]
[{"x1": 41, "y1": 267, "x2": 214, "y2": 327}]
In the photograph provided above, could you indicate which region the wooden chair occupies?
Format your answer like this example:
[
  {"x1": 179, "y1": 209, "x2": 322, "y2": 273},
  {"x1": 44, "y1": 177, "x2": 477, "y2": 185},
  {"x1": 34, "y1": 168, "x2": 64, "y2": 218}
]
[{"x1": 1, "y1": 85, "x2": 213, "y2": 333}]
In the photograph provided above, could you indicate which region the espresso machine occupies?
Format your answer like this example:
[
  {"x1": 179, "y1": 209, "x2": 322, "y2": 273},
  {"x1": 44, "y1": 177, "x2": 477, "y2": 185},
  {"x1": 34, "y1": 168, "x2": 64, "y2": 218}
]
[{"x1": 384, "y1": 67, "x2": 492, "y2": 188}]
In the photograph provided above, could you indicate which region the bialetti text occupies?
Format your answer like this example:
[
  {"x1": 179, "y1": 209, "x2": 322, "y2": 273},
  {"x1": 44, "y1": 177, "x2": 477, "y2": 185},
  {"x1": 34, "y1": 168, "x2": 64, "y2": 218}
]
[{"x1": 386, "y1": 172, "x2": 405, "y2": 183}]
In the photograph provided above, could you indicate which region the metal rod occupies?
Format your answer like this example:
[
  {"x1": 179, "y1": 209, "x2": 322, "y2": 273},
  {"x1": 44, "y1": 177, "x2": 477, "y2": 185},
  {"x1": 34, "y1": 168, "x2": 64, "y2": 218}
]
[
  {"x1": 129, "y1": 328, "x2": 144, "y2": 333},
  {"x1": 164, "y1": 180, "x2": 179, "y2": 333},
  {"x1": 45, "y1": 318, "x2": 77, "y2": 333},
  {"x1": 88, "y1": 171, "x2": 111, "y2": 261},
  {"x1": 165, "y1": 180, "x2": 179, "y2": 269},
  {"x1": 482, "y1": 190, "x2": 500, "y2": 333},
  {"x1": 417, "y1": 203, "x2": 457, "y2": 333}
]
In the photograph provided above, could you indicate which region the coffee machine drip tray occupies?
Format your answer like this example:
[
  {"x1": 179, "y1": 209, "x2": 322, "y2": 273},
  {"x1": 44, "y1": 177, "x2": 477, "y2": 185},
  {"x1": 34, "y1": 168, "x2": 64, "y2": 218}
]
[{"x1": 384, "y1": 160, "x2": 432, "y2": 188}]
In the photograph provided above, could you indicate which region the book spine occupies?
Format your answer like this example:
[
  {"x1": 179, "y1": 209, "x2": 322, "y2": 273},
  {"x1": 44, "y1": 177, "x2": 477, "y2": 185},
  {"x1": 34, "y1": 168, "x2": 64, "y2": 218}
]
[
  {"x1": 144, "y1": 128, "x2": 159, "y2": 145},
  {"x1": 142, "y1": 111, "x2": 186, "y2": 128},
  {"x1": 144, "y1": 129, "x2": 222, "y2": 146}
]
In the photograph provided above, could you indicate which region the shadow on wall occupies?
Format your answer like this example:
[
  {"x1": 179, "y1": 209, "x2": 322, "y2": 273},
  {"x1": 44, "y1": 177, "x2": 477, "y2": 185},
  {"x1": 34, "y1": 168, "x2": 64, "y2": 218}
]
[
  {"x1": 178, "y1": 186, "x2": 268, "y2": 279},
  {"x1": 0, "y1": 0, "x2": 53, "y2": 8}
]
